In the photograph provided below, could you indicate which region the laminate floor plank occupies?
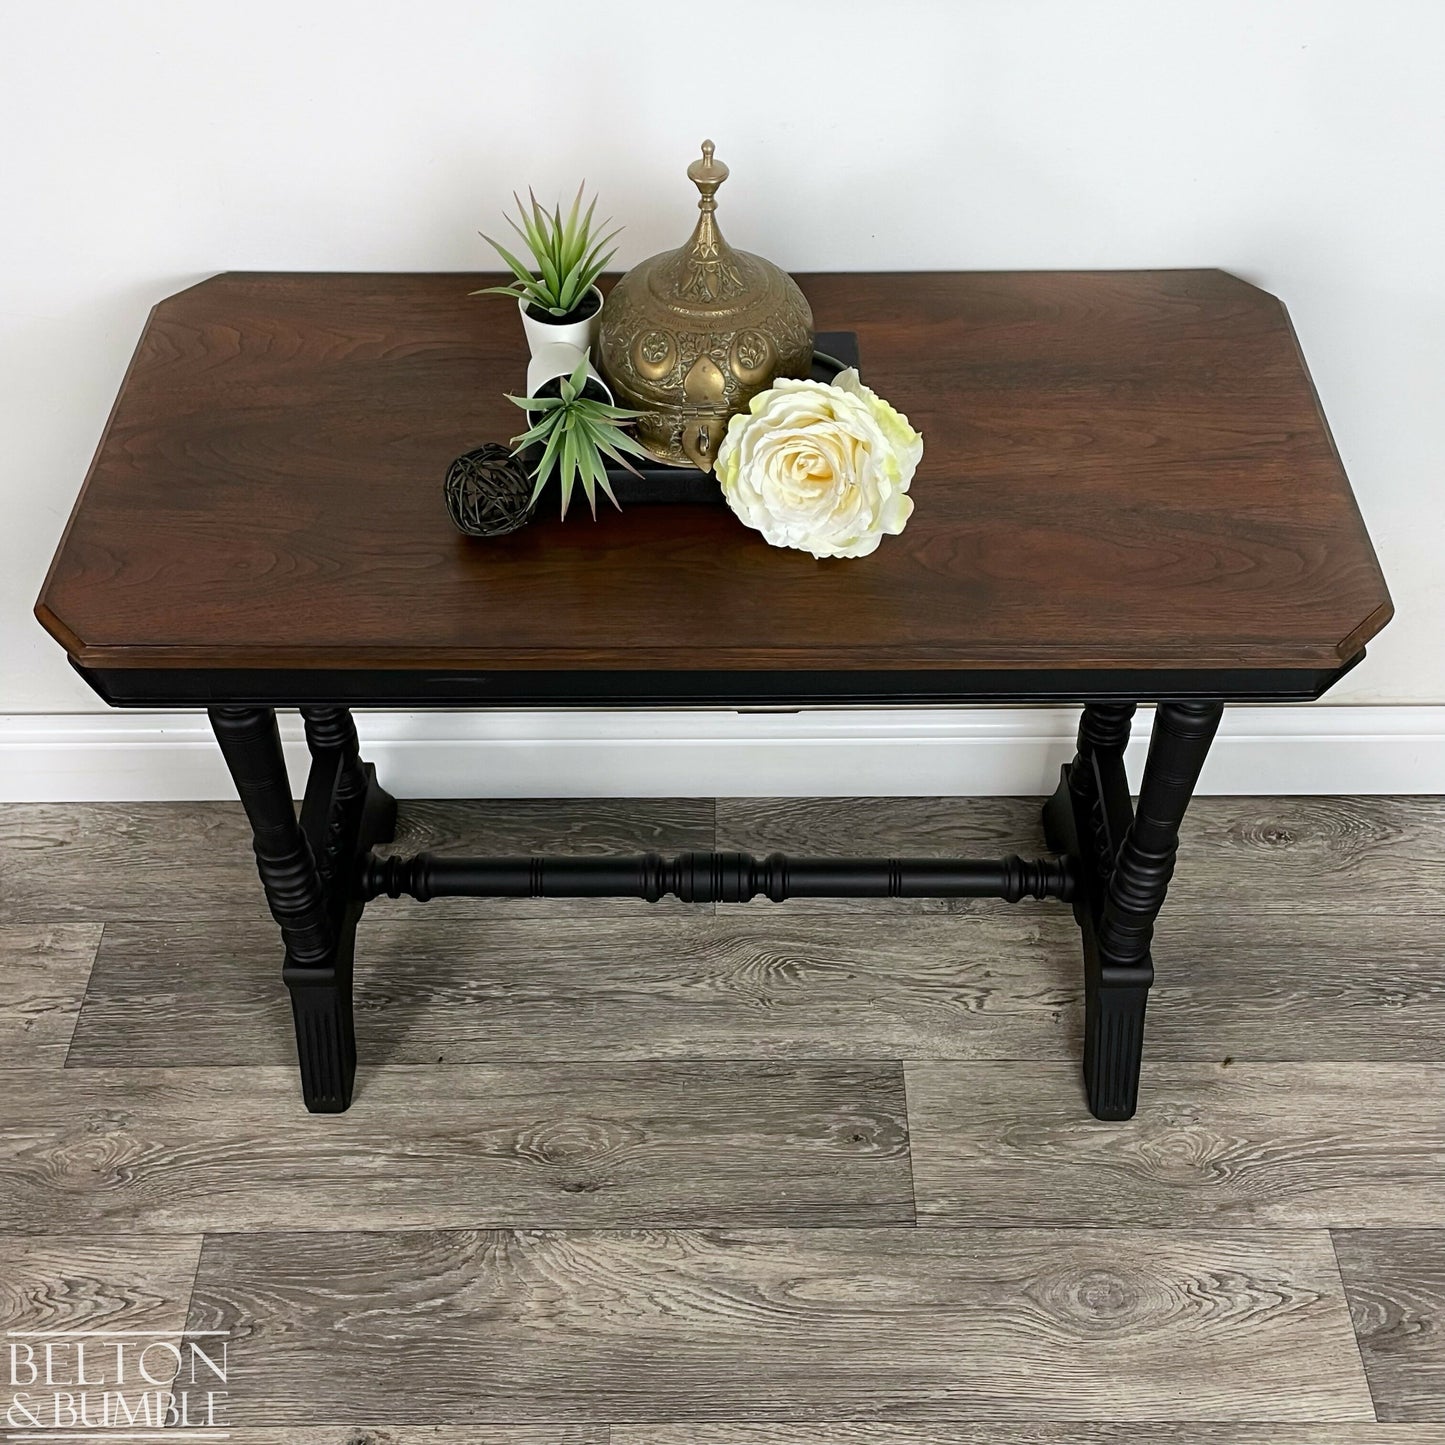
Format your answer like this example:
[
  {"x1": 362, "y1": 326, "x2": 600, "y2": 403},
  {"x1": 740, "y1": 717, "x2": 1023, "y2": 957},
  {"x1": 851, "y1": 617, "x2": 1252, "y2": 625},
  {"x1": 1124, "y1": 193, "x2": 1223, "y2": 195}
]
[
  {"x1": 221, "y1": 1432, "x2": 607, "y2": 1444},
  {"x1": 8, "y1": 794, "x2": 1438, "y2": 922},
  {"x1": 5, "y1": 794, "x2": 1444, "y2": 1431},
  {"x1": 68, "y1": 913, "x2": 1073, "y2": 1068},
  {"x1": 1144, "y1": 914, "x2": 1445, "y2": 1062},
  {"x1": 1334, "y1": 1228, "x2": 1445, "y2": 1422},
  {"x1": 0, "y1": 799, "x2": 714, "y2": 922},
  {"x1": 907, "y1": 1063, "x2": 1445, "y2": 1227},
  {"x1": 617, "y1": 1427, "x2": 1440, "y2": 1444},
  {"x1": 0, "y1": 923, "x2": 101, "y2": 1064},
  {"x1": 717, "y1": 796, "x2": 1043, "y2": 858},
  {"x1": 1176, "y1": 794, "x2": 1445, "y2": 915},
  {"x1": 718, "y1": 795, "x2": 1445, "y2": 915},
  {"x1": 0, "y1": 1062, "x2": 911, "y2": 1233},
  {"x1": 181, "y1": 1226, "x2": 1374, "y2": 1423},
  {"x1": 0, "y1": 803, "x2": 264, "y2": 923},
  {"x1": 68, "y1": 911, "x2": 1445, "y2": 1069},
  {"x1": 0, "y1": 1232, "x2": 201, "y2": 1334}
]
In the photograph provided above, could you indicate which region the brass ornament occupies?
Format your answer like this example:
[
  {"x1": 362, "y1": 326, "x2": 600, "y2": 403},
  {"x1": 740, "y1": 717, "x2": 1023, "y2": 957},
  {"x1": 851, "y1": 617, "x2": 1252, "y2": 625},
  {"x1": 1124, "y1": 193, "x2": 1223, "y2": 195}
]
[{"x1": 597, "y1": 140, "x2": 814, "y2": 471}]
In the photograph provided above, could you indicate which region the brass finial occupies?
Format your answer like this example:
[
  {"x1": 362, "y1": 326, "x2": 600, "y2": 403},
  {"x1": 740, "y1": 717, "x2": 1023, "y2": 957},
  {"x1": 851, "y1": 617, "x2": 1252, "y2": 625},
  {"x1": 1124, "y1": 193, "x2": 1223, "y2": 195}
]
[
  {"x1": 687, "y1": 139, "x2": 728, "y2": 212},
  {"x1": 594, "y1": 137, "x2": 814, "y2": 470}
]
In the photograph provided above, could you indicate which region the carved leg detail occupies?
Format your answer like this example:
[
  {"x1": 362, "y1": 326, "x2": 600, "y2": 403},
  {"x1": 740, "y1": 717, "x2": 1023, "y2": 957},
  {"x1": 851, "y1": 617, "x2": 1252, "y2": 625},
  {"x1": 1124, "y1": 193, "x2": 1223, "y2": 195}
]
[
  {"x1": 300, "y1": 706, "x2": 397, "y2": 867},
  {"x1": 209, "y1": 707, "x2": 332, "y2": 965},
  {"x1": 1087, "y1": 699, "x2": 1223, "y2": 1119},
  {"x1": 210, "y1": 705, "x2": 354, "y2": 1113},
  {"x1": 1044, "y1": 703, "x2": 1137, "y2": 921},
  {"x1": 286, "y1": 971, "x2": 357, "y2": 1113},
  {"x1": 302, "y1": 705, "x2": 367, "y2": 803},
  {"x1": 1096, "y1": 701, "x2": 1223, "y2": 973},
  {"x1": 1082, "y1": 982, "x2": 1151, "y2": 1120}
]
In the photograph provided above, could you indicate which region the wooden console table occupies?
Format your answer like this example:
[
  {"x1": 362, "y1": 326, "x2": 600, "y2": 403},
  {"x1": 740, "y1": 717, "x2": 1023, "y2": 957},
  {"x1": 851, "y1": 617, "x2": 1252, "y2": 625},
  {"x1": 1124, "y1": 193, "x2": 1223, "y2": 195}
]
[{"x1": 36, "y1": 270, "x2": 1392, "y2": 1119}]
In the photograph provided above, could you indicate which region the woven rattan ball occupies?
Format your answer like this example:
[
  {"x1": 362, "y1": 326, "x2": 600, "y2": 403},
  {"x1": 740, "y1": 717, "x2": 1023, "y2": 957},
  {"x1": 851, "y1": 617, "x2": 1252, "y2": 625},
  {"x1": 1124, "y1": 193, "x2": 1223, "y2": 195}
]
[{"x1": 444, "y1": 444, "x2": 537, "y2": 537}]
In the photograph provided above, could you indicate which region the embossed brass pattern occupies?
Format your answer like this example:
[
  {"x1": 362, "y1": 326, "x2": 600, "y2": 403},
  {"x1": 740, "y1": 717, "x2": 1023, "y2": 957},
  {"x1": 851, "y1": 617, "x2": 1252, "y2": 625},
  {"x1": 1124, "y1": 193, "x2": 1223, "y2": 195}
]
[{"x1": 597, "y1": 140, "x2": 814, "y2": 471}]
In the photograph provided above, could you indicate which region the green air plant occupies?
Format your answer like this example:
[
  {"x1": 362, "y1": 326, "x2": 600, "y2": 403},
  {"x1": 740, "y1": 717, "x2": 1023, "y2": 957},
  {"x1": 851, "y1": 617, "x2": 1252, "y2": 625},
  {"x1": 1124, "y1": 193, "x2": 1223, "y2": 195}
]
[
  {"x1": 474, "y1": 183, "x2": 621, "y2": 319},
  {"x1": 508, "y1": 352, "x2": 652, "y2": 518}
]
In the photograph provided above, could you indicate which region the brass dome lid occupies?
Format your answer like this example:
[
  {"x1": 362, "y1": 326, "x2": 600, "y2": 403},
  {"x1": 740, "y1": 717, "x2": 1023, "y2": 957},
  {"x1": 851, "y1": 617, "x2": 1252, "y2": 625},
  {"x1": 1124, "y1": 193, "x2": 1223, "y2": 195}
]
[{"x1": 597, "y1": 140, "x2": 814, "y2": 472}]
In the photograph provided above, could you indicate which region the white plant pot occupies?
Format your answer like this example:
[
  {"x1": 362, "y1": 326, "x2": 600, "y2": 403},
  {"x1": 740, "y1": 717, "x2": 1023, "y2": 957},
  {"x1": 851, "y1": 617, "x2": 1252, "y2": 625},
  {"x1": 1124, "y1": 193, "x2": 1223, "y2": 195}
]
[
  {"x1": 526, "y1": 343, "x2": 612, "y2": 402},
  {"x1": 519, "y1": 285, "x2": 603, "y2": 358}
]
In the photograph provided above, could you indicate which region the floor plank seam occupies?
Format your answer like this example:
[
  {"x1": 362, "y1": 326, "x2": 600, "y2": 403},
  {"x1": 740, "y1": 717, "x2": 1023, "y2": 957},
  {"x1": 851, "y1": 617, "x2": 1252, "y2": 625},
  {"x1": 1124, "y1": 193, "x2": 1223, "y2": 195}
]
[
  {"x1": 49, "y1": 1223, "x2": 1385, "y2": 1240},
  {"x1": 49, "y1": 1056, "x2": 1445, "y2": 1069},
  {"x1": 21, "y1": 907, "x2": 1445, "y2": 927},
  {"x1": 1330, "y1": 1227, "x2": 1387, "y2": 1424},
  {"x1": 900, "y1": 1062, "x2": 921, "y2": 1226},
  {"x1": 47, "y1": 1056, "x2": 1128, "y2": 1071},
  {"x1": 58, "y1": 917, "x2": 105, "y2": 1071},
  {"x1": 174, "y1": 1231, "x2": 207, "y2": 1354},
  {"x1": 173, "y1": 1418, "x2": 1418, "y2": 1430},
  {"x1": 579, "y1": 1419, "x2": 1400, "y2": 1430}
]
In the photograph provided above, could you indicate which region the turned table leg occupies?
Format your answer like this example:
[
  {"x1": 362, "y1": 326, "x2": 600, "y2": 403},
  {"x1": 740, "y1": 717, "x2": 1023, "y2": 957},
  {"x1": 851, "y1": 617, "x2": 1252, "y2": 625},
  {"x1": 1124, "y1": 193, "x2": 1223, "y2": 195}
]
[
  {"x1": 211, "y1": 705, "x2": 395, "y2": 1112},
  {"x1": 1045, "y1": 699, "x2": 1222, "y2": 1119},
  {"x1": 299, "y1": 706, "x2": 397, "y2": 876},
  {"x1": 1044, "y1": 702, "x2": 1137, "y2": 871},
  {"x1": 1091, "y1": 700, "x2": 1222, "y2": 1118},
  {"x1": 209, "y1": 705, "x2": 347, "y2": 1110}
]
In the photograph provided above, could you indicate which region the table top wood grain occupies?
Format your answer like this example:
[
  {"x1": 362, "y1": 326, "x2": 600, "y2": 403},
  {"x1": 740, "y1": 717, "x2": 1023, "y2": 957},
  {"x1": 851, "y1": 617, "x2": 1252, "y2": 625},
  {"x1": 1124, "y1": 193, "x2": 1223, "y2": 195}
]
[{"x1": 35, "y1": 270, "x2": 1391, "y2": 707}]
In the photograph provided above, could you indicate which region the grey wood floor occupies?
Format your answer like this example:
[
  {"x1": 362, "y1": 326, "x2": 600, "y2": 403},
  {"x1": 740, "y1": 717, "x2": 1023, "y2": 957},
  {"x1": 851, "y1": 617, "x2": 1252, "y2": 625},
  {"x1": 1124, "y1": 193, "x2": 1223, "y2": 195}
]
[{"x1": 2, "y1": 794, "x2": 1444, "y2": 1440}]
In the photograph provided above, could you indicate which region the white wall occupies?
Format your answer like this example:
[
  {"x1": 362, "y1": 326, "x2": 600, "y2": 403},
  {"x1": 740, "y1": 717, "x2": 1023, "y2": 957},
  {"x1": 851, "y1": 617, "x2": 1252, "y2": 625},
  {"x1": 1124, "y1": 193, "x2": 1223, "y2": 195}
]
[{"x1": 1, "y1": 1, "x2": 1442, "y2": 786}]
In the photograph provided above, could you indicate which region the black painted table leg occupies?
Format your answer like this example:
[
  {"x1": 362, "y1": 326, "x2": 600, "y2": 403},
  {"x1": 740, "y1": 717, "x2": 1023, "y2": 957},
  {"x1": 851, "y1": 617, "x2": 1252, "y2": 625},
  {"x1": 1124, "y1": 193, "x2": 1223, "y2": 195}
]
[
  {"x1": 1043, "y1": 703, "x2": 1137, "y2": 880},
  {"x1": 299, "y1": 706, "x2": 397, "y2": 869},
  {"x1": 208, "y1": 694, "x2": 1218, "y2": 1121},
  {"x1": 1088, "y1": 700, "x2": 1222, "y2": 1117},
  {"x1": 210, "y1": 706, "x2": 390, "y2": 1113},
  {"x1": 1045, "y1": 700, "x2": 1222, "y2": 1120}
]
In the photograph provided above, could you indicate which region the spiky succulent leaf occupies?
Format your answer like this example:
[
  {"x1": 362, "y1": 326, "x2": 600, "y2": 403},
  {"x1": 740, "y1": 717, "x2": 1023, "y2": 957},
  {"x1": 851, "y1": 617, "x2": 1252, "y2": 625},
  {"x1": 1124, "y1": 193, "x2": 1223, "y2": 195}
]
[
  {"x1": 565, "y1": 351, "x2": 592, "y2": 402},
  {"x1": 560, "y1": 420, "x2": 584, "y2": 519},
  {"x1": 551, "y1": 198, "x2": 566, "y2": 255},
  {"x1": 505, "y1": 390, "x2": 565, "y2": 412},
  {"x1": 582, "y1": 400, "x2": 646, "y2": 421},
  {"x1": 472, "y1": 283, "x2": 529, "y2": 302},
  {"x1": 578, "y1": 227, "x2": 622, "y2": 273},
  {"x1": 560, "y1": 181, "x2": 585, "y2": 260},
  {"x1": 509, "y1": 412, "x2": 563, "y2": 450},
  {"x1": 588, "y1": 419, "x2": 652, "y2": 457},
  {"x1": 569, "y1": 192, "x2": 600, "y2": 272},
  {"x1": 478, "y1": 184, "x2": 619, "y2": 316},
  {"x1": 573, "y1": 428, "x2": 604, "y2": 516},
  {"x1": 592, "y1": 448, "x2": 619, "y2": 512},
  {"x1": 526, "y1": 421, "x2": 566, "y2": 504},
  {"x1": 509, "y1": 351, "x2": 645, "y2": 518},
  {"x1": 571, "y1": 390, "x2": 644, "y2": 420},
  {"x1": 476, "y1": 233, "x2": 537, "y2": 287},
  {"x1": 508, "y1": 195, "x2": 563, "y2": 305},
  {"x1": 583, "y1": 420, "x2": 649, "y2": 479},
  {"x1": 524, "y1": 190, "x2": 552, "y2": 249},
  {"x1": 531, "y1": 246, "x2": 564, "y2": 308}
]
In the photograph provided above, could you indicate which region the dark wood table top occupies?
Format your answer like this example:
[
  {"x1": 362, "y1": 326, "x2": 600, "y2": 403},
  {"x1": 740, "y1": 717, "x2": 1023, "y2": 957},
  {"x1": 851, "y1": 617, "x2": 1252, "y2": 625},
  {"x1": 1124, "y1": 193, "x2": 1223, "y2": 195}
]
[{"x1": 37, "y1": 270, "x2": 1391, "y2": 708}]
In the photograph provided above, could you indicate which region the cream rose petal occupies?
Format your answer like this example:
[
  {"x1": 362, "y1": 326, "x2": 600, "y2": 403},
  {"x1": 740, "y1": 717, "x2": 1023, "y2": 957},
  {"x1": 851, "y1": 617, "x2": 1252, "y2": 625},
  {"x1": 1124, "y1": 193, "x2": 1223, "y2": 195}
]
[{"x1": 716, "y1": 369, "x2": 924, "y2": 560}]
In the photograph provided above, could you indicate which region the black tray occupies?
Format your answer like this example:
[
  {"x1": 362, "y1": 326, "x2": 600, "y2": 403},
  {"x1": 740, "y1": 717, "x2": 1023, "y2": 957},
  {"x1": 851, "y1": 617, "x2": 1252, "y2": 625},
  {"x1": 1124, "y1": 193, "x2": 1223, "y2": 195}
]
[{"x1": 601, "y1": 330, "x2": 859, "y2": 505}]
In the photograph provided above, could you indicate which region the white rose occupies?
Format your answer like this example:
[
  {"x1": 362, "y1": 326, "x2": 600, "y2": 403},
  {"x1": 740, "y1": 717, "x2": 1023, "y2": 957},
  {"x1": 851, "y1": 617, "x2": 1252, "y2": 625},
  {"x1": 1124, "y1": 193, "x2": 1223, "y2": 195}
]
[{"x1": 715, "y1": 368, "x2": 923, "y2": 559}]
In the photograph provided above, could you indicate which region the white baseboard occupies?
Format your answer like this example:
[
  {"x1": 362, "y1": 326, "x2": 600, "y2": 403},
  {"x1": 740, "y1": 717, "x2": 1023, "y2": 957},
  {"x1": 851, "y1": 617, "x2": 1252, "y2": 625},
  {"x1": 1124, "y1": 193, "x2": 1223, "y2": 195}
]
[{"x1": 0, "y1": 705, "x2": 1442, "y2": 802}]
